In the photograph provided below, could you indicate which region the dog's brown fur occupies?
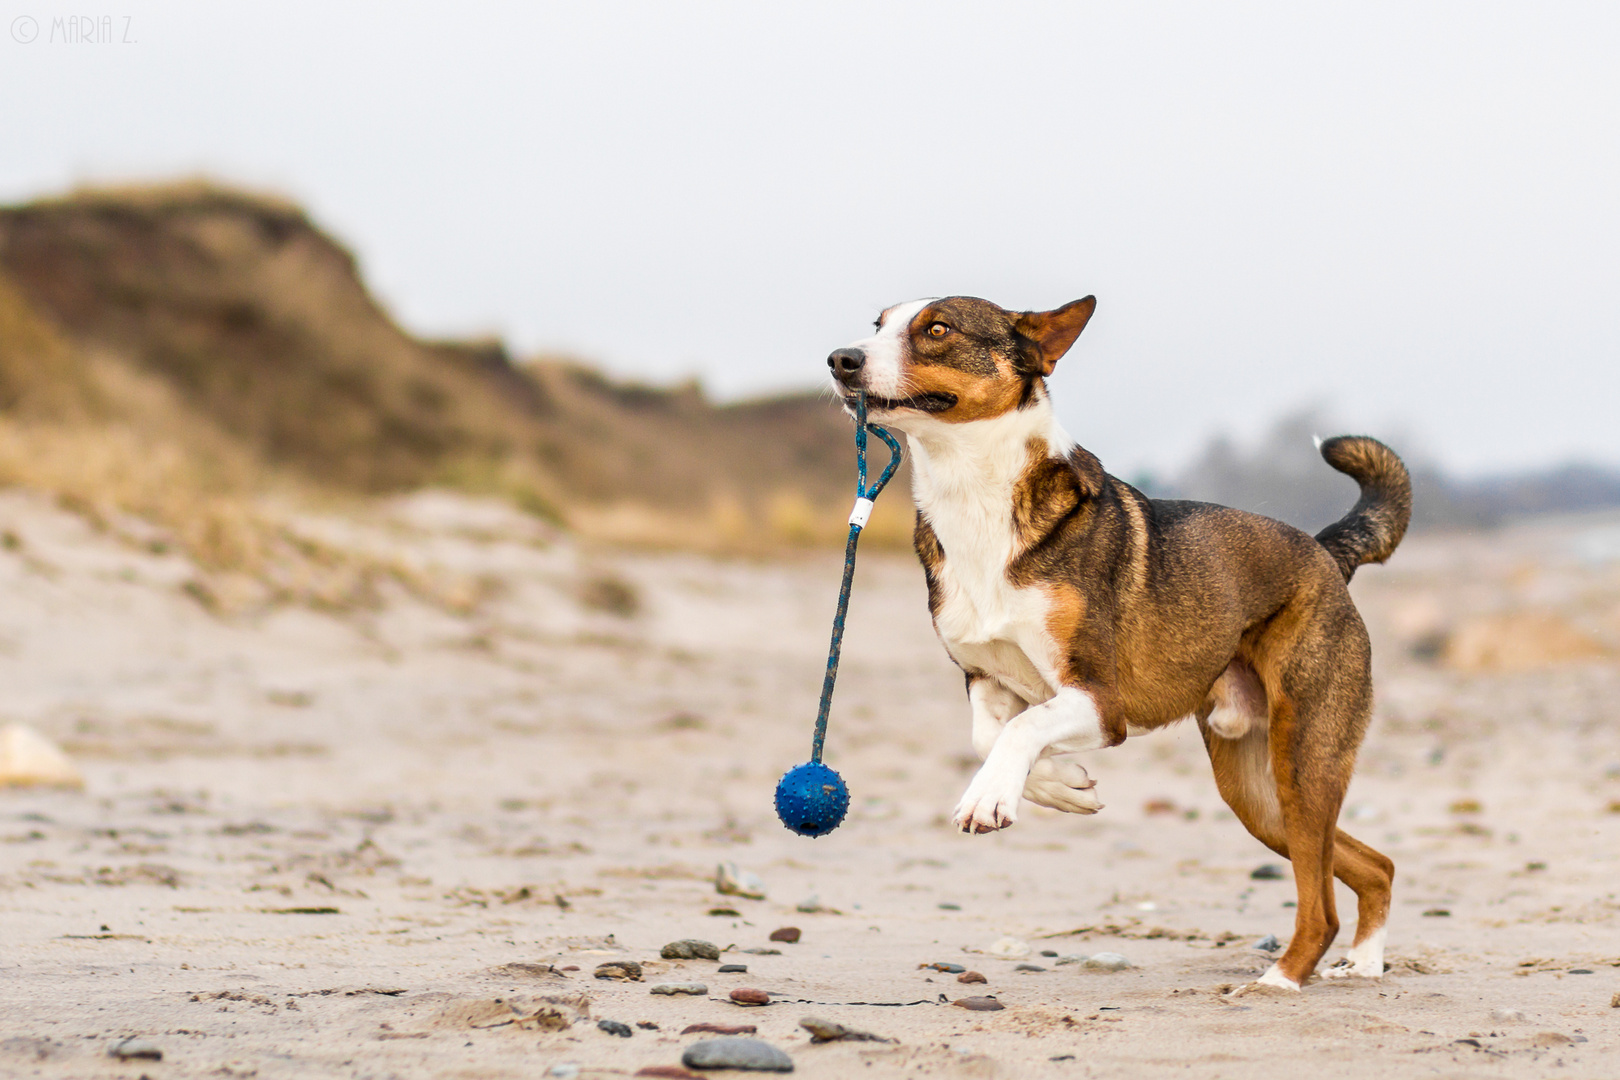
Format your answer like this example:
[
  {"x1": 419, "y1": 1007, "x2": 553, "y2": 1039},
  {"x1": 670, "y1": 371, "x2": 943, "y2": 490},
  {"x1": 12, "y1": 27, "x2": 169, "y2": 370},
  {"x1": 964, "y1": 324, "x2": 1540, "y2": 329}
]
[{"x1": 830, "y1": 295, "x2": 1411, "y2": 988}]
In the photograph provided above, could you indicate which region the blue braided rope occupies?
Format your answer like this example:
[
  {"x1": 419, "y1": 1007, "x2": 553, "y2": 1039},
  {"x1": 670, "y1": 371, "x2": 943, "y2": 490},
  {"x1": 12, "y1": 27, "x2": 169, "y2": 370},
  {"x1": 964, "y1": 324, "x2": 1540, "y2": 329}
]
[{"x1": 810, "y1": 392, "x2": 902, "y2": 764}]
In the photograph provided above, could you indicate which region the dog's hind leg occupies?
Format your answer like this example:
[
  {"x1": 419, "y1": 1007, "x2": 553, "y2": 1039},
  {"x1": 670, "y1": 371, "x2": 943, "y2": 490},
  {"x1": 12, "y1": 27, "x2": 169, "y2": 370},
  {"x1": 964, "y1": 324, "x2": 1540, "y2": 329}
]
[{"x1": 1321, "y1": 830, "x2": 1394, "y2": 979}]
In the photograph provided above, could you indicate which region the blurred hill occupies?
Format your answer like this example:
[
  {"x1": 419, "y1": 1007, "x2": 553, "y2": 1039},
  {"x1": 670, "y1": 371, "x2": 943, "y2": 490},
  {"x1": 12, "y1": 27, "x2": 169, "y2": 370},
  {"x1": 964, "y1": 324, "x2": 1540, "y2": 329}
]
[
  {"x1": 0, "y1": 181, "x2": 911, "y2": 570},
  {"x1": 2, "y1": 181, "x2": 1614, "y2": 598}
]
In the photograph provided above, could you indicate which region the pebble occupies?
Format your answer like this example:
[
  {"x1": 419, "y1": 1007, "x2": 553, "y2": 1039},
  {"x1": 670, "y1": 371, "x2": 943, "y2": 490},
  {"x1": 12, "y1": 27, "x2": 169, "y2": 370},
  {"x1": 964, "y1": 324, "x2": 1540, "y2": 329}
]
[
  {"x1": 1054, "y1": 954, "x2": 1087, "y2": 966},
  {"x1": 1611, "y1": 992, "x2": 1620, "y2": 1009},
  {"x1": 1253, "y1": 934, "x2": 1281, "y2": 953},
  {"x1": 109, "y1": 1037, "x2": 162, "y2": 1061},
  {"x1": 638, "y1": 1021, "x2": 660, "y2": 1030},
  {"x1": 768, "y1": 926, "x2": 801, "y2": 944},
  {"x1": 661, "y1": 939, "x2": 721, "y2": 961},
  {"x1": 0, "y1": 723, "x2": 84, "y2": 789},
  {"x1": 547, "y1": 1066, "x2": 581, "y2": 1080},
  {"x1": 715, "y1": 861, "x2": 768, "y2": 900},
  {"x1": 729, "y1": 988, "x2": 771, "y2": 1006},
  {"x1": 938, "y1": 902, "x2": 962, "y2": 910},
  {"x1": 635, "y1": 1068, "x2": 705, "y2": 1080},
  {"x1": 1490, "y1": 1008, "x2": 1525, "y2": 1023},
  {"x1": 957, "y1": 971, "x2": 987, "y2": 984},
  {"x1": 682, "y1": 1037, "x2": 794, "y2": 1072},
  {"x1": 595, "y1": 960, "x2": 643, "y2": 981},
  {"x1": 796, "y1": 895, "x2": 826, "y2": 913},
  {"x1": 1040, "y1": 950, "x2": 1058, "y2": 957},
  {"x1": 981, "y1": 936, "x2": 1031, "y2": 958},
  {"x1": 799, "y1": 1016, "x2": 892, "y2": 1043},
  {"x1": 649, "y1": 983, "x2": 708, "y2": 996},
  {"x1": 1015, "y1": 964, "x2": 1047, "y2": 972},
  {"x1": 952, "y1": 996, "x2": 1005, "y2": 1012},
  {"x1": 1250, "y1": 864, "x2": 1286, "y2": 880},
  {"x1": 740, "y1": 947, "x2": 781, "y2": 955},
  {"x1": 598, "y1": 1019, "x2": 634, "y2": 1037},
  {"x1": 1083, "y1": 952, "x2": 1131, "y2": 971},
  {"x1": 681, "y1": 1023, "x2": 757, "y2": 1035},
  {"x1": 718, "y1": 964, "x2": 747, "y2": 973},
  {"x1": 922, "y1": 962, "x2": 965, "y2": 973}
]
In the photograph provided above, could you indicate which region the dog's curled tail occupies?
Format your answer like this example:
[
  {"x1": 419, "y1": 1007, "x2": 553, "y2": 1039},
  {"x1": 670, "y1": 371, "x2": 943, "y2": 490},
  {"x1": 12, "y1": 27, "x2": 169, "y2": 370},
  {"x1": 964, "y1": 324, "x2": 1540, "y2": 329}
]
[{"x1": 1313, "y1": 435, "x2": 1412, "y2": 582}]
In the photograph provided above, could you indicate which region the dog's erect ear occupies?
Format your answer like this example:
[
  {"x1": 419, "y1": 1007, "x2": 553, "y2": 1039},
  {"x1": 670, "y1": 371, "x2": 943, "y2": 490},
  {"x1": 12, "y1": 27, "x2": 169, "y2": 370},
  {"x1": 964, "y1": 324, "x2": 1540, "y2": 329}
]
[{"x1": 1013, "y1": 296, "x2": 1096, "y2": 376}]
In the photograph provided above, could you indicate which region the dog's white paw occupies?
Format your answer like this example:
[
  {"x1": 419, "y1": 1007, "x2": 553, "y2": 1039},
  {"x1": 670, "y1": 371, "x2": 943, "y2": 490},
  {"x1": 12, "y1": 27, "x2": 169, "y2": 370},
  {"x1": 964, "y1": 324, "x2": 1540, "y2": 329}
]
[
  {"x1": 1023, "y1": 757, "x2": 1103, "y2": 814},
  {"x1": 952, "y1": 766, "x2": 1024, "y2": 833},
  {"x1": 1321, "y1": 929, "x2": 1386, "y2": 979},
  {"x1": 1226, "y1": 964, "x2": 1302, "y2": 997}
]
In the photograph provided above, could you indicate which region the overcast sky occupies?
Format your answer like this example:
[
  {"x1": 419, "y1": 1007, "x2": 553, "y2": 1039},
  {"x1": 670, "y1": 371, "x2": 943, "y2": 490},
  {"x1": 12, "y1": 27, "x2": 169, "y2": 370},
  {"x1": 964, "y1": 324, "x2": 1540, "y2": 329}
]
[{"x1": 3, "y1": 2, "x2": 1617, "y2": 477}]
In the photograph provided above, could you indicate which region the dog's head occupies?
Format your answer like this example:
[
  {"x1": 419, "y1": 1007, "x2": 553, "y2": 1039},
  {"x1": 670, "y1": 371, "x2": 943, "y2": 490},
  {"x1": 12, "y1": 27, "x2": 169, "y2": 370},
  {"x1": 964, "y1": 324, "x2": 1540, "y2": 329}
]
[{"x1": 827, "y1": 295, "x2": 1095, "y2": 429}]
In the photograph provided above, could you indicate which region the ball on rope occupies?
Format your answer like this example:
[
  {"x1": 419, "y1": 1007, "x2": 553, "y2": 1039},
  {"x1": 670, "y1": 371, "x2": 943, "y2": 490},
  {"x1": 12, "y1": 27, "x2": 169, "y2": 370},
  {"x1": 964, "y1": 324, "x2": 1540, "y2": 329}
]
[{"x1": 774, "y1": 761, "x2": 850, "y2": 838}]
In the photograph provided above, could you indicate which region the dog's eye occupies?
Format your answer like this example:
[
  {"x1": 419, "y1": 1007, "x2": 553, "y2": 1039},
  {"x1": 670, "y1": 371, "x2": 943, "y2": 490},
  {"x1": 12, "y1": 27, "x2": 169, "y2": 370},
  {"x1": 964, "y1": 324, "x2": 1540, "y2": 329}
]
[{"x1": 927, "y1": 322, "x2": 951, "y2": 338}]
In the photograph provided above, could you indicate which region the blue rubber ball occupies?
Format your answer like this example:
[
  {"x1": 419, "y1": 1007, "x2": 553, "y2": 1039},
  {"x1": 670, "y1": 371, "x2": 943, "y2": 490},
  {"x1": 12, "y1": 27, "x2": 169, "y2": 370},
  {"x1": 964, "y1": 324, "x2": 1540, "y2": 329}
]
[{"x1": 774, "y1": 762, "x2": 850, "y2": 837}]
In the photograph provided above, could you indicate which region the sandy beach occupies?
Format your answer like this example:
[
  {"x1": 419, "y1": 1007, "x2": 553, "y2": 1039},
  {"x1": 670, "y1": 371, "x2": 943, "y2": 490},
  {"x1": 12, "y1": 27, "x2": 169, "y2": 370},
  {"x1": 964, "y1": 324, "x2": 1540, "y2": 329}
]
[{"x1": 3, "y1": 489, "x2": 1620, "y2": 1079}]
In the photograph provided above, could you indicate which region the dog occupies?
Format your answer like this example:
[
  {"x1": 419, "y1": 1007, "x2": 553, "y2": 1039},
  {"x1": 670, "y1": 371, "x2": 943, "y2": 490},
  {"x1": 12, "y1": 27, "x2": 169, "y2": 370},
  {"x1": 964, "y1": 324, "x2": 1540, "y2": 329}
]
[{"x1": 826, "y1": 295, "x2": 1411, "y2": 990}]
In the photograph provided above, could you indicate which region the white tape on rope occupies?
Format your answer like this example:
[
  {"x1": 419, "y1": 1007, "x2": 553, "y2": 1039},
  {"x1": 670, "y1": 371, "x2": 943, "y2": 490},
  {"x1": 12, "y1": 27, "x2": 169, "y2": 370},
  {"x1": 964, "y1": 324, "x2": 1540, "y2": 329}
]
[{"x1": 848, "y1": 497, "x2": 875, "y2": 528}]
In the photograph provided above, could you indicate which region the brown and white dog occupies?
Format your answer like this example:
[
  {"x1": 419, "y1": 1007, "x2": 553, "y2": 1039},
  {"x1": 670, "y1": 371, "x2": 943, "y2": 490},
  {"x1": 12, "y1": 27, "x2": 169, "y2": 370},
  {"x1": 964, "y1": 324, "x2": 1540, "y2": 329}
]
[{"x1": 827, "y1": 296, "x2": 1411, "y2": 990}]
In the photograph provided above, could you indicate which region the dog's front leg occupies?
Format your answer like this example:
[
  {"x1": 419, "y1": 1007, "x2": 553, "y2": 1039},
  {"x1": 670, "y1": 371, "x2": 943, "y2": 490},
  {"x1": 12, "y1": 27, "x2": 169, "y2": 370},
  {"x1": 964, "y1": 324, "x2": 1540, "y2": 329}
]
[{"x1": 954, "y1": 687, "x2": 1110, "y2": 833}]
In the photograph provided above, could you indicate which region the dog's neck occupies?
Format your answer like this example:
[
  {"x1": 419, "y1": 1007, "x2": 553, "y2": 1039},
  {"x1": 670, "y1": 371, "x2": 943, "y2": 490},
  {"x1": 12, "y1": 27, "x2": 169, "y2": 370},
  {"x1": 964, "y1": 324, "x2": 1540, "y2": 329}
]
[{"x1": 903, "y1": 395, "x2": 1076, "y2": 534}]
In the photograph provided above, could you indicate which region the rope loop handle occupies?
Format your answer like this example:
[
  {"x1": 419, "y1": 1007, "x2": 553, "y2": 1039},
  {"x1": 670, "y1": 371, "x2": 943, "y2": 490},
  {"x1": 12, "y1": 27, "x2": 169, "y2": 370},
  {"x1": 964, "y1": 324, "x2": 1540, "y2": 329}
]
[{"x1": 811, "y1": 392, "x2": 901, "y2": 763}]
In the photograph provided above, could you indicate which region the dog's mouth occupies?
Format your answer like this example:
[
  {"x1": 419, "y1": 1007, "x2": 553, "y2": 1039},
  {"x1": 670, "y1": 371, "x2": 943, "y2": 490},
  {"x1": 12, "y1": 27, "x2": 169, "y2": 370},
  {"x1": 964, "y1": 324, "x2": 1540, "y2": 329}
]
[{"x1": 841, "y1": 389, "x2": 957, "y2": 414}]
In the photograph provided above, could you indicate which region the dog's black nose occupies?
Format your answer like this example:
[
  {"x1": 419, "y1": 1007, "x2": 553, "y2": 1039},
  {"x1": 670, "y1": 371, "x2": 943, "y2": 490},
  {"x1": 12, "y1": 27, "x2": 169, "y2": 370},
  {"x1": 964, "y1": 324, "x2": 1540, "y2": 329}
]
[{"x1": 827, "y1": 348, "x2": 866, "y2": 376}]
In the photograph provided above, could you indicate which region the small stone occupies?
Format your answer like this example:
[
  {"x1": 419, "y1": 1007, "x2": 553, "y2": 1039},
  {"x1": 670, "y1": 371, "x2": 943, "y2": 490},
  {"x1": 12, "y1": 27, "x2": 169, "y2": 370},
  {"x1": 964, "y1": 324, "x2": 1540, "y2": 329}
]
[
  {"x1": 1569, "y1": 968, "x2": 1595, "y2": 974},
  {"x1": 662, "y1": 939, "x2": 721, "y2": 961},
  {"x1": 1054, "y1": 954, "x2": 1087, "y2": 966},
  {"x1": 636, "y1": 1068, "x2": 704, "y2": 1079},
  {"x1": 1490, "y1": 1008, "x2": 1525, "y2": 1023},
  {"x1": 1610, "y1": 992, "x2": 1620, "y2": 1008},
  {"x1": 982, "y1": 936, "x2": 1031, "y2": 958},
  {"x1": 595, "y1": 960, "x2": 643, "y2": 981},
  {"x1": 682, "y1": 1037, "x2": 794, "y2": 1072},
  {"x1": 708, "y1": 907, "x2": 742, "y2": 917},
  {"x1": 796, "y1": 895, "x2": 825, "y2": 913},
  {"x1": 548, "y1": 1066, "x2": 581, "y2": 1080},
  {"x1": 718, "y1": 964, "x2": 747, "y2": 973},
  {"x1": 921, "y1": 962, "x2": 965, "y2": 973},
  {"x1": 1040, "y1": 950, "x2": 1058, "y2": 958},
  {"x1": 1253, "y1": 934, "x2": 1281, "y2": 953},
  {"x1": 739, "y1": 947, "x2": 781, "y2": 955},
  {"x1": 681, "y1": 1023, "x2": 757, "y2": 1035},
  {"x1": 649, "y1": 983, "x2": 708, "y2": 996},
  {"x1": 598, "y1": 1019, "x2": 633, "y2": 1037},
  {"x1": 1015, "y1": 964, "x2": 1047, "y2": 972},
  {"x1": 1250, "y1": 864, "x2": 1286, "y2": 880},
  {"x1": 957, "y1": 971, "x2": 987, "y2": 984},
  {"x1": 638, "y1": 1021, "x2": 660, "y2": 1030},
  {"x1": 1422, "y1": 908, "x2": 1451, "y2": 918},
  {"x1": 0, "y1": 724, "x2": 83, "y2": 789},
  {"x1": 768, "y1": 926, "x2": 801, "y2": 944},
  {"x1": 715, "y1": 862, "x2": 767, "y2": 900},
  {"x1": 938, "y1": 902, "x2": 961, "y2": 910},
  {"x1": 109, "y1": 1037, "x2": 162, "y2": 1061},
  {"x1": 729, "y1": 987, "x2": 771, "y2": 1006},
  {"x1": 1083, "y1": 952, "x2": 1130, "y2": 971},
  {"x1": 799, "y1": 1016, "x2": 891, "y2": 1043},
  {"x1": 952, "y1": 996, "x2": 1004, "y2": 1012}
]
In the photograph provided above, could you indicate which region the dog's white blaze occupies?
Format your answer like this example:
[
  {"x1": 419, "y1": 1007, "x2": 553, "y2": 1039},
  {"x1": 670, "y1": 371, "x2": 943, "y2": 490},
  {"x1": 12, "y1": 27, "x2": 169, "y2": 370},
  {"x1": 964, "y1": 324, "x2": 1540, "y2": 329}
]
[{"x1": 836, "y1": 297, "x2": 932, "y2": 400}]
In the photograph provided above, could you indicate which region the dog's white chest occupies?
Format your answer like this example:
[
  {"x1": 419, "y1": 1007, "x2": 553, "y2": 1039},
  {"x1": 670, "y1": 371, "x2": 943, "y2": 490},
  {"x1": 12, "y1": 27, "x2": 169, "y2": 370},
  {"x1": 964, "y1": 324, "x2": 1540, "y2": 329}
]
[{"x1": 923, "y1": 499, "x2": 1058, "y2": 705}]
